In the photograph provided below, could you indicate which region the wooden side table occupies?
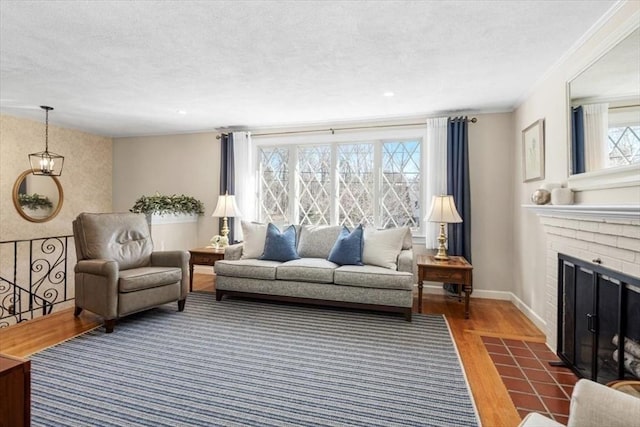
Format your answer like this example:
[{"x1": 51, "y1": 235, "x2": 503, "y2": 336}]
[
  {"x1": 417, "y1": 254, "x2": 473, "y2": 318},
  {"x1": 0, "y1": 353, "x2": 30, "y2": 427},
  {"x1": 188, "y1": 247, "x2": 225, "y2": 291}
]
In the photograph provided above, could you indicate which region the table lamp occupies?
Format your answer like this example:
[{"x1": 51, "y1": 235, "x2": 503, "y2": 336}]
[
  {"x1": 211, "y1": 192, "x2": 242, "y2": 245},
  {"x1": 426, "y1": 195, "x2": 462, "y2": 261}
]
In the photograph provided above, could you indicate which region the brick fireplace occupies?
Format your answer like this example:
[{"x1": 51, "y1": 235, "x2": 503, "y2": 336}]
[{"x1": 529, "y1": 205, "x2": 640, "y2": 349}]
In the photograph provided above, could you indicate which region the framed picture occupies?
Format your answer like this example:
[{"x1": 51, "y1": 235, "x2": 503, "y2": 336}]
[{"x1": 522, "y1": 119, "x2": 545, "y2": 182}]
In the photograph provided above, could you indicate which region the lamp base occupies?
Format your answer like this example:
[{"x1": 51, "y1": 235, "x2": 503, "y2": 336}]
[
  {"x1": 220, "y1": 217, "x2": 230, "y2": 245},
  {"x1": 434, "y1": 222, "x2": 450, "y2": 261}
]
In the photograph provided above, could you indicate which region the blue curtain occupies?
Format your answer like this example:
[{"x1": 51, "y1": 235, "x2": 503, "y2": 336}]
[
  {"x1": 571, "y1": 106, "x2": 585, "y2": 174},
  {"x1": 445, "y1": 117, "x2": 472, "y2": 293},
  {"x1": 219, "y1": 133, "x2": 236, "y2": 243}
]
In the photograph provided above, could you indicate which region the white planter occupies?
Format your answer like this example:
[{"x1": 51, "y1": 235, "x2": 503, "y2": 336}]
[
  {"x1": 23, "y1": 206, "x2": 52, "y2": 219},
  {"x1": 149, "y1": 213, "x2": 199, "y2": 225}
]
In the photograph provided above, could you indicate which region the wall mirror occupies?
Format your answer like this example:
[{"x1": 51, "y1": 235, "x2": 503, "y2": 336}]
[
  {"x1": 12, "y1": 169, "x2": 64, "y2": 223},
  {"x1": 567, "y1": 25, "x2": 640, "y2": 190}
]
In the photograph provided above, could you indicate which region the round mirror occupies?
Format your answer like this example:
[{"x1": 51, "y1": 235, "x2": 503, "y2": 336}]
[{"x1": 12, "y1": 169, "x2": 64, "y2": 223}]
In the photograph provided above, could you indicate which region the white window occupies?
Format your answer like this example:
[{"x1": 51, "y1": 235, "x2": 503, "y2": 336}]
[{"x1": 256, "y1": 129, "x2": 424, "y2": 235}]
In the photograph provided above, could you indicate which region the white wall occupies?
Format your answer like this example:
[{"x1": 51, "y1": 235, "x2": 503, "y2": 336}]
[
  {"x1": 468, "y1": 113, "x2": 515, "y2": 294},
  {"x1": 513, "y1": 2, "x2": 640, "y2": 331},
  {"x1": 112, "y1": 132, "x2": 220, "y2": 248}
]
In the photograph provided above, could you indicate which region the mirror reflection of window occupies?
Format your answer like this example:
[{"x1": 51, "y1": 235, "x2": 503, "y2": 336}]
[{"x1": 569, "y1": 27, "x2": 640, "y2": 175}]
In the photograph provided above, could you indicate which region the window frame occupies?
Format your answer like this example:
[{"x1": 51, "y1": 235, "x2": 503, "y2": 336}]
[{"x1": 253, "y1": 127, "x2": 427, "y2": 239}]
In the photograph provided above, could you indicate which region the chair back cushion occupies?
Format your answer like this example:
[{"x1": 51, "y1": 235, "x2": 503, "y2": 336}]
[{"x1": 73, "y1": 212, "x2": 153, "y2": 270}]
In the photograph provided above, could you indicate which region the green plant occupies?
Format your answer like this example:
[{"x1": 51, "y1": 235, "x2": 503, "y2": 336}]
[
  {"x1": 130, "y1": 193, "x2": 205, "y2": 216},
  {"x1": 18, "y1": 193, "x2": 53, "y2": 210}
]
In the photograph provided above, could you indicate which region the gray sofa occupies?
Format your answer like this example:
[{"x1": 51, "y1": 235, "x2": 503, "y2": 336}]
[{"x1": 214, "y1": 224, "x2": 415, "y2": 320}]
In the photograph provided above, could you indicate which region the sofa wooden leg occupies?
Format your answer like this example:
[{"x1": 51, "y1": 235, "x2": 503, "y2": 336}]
[
  {"x1": 74, "y1": 306, "x2": 83, "y2": 317},
  {"x1": 178, "y1": 298, "x2": 186, "y2": 312},
  {"x1": 215, "y1": 290, "x2": 223, "y2": 301},
  {"x1": 404, "y1": 310, "x2": 412, "y2": 322},
  {"x1": 104, "y1": 319, "x2": 115, "y2": 333}
]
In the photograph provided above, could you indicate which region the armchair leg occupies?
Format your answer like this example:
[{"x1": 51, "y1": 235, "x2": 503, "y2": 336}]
[
  {"x1": 216, "y1": 290, "x2": 224, "y2": 301},
  {"x1": 74, "y1": 306, "x2": 83, "y2": 317},
  {"x1": 404, "y1": 309, "x2": 412, "y2": 322},
  {"x1": 104, "y1": 319, "x2": 115, "y2": 333},
  {"x1": 178, "y1": 298, "x2": 186, "y2": 312}
]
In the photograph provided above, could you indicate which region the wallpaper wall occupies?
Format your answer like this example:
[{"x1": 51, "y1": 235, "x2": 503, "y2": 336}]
[
  {"x1": 0, "y1": 114, "x2": 113, "y2": 240},
  {"x1": 0, "y1": 113, "x2": 112, "y2": 326}
]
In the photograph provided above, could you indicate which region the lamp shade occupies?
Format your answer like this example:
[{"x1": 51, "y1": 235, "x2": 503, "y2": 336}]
[
  {"x1": 426, "y1": 195, "x2": 462, "y2": 223},
  {"x1": 212, "y1": 193, "x2": 242, "y2": 218}
]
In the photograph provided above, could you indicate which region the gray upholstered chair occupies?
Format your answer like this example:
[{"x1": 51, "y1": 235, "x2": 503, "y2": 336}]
[
  {"x1": 72, "y1": 212, "x2": 189, "y2": 333},
  {"x1": 518, "y1": 378, "x2": 640, "y2": 427}
]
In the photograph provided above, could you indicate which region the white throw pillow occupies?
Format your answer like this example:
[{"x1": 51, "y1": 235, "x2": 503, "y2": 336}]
[
  {"x1": 240, "y1": 221, "x2": 268, "y2": 259},
  {"x1": 362, "y1": 227, "x2": 407, "y2": 270}
]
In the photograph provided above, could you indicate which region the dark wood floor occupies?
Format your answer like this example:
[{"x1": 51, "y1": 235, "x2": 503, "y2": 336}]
[{"x1": 0, "y1": 273, "x2": 545, "y2": 427}]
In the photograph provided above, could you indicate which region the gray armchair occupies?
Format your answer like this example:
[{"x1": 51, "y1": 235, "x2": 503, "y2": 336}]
[
  {"x1": 518, "y1": 379, "x2": 640, "y2": 427},
  {"x1": 72, "y1": 212, "x2": 189, "y2": 332}
]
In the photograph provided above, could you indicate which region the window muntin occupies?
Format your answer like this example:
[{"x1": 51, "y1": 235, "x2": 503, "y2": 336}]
[
  {"x1": 259, "y1": 146, "x2": 289, "y2": 224},
  {"x1": 297, "y1": 145, "x2": 331, "y2": 225},
  {"x1": 607, "y1": 125, "x2": 640, "y2": 167}
]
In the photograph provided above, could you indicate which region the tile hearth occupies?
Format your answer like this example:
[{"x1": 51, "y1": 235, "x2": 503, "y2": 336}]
[{"x1": 482, "y1": 336, "x2": 579, "y2": 424}]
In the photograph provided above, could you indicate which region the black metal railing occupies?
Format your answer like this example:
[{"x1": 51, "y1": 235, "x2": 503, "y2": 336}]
[{"x1": 0, "y1": 235, "x2": 73, "y2": 328}]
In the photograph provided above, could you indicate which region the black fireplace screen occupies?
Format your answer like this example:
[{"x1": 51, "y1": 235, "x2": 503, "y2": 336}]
[{"x1": 557, "y1": 253, "x2": 640, "y2": 384}]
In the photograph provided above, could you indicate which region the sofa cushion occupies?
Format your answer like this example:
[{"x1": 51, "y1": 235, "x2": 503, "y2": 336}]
[
  {"x1": 327, "y1": 225, "x2": 364, "y2": 266},
  {"x1": 118, "y1": 266, "x2": 182, "y2": 292},
  {"x1": 276, "y1": 258, "x2": 338, "y2": 283},
  {"x1": 334, "y1": 265, "x2": 414, "y2": 290},
  {"x1": 214, "y1": 259, "x2": 281, "y2": 280},
  {"x1": 297, "y1": 225, "x2": 343, "y2": 258},
  {"x1": 240, "y1": 221, "x2": 268, "y2": 259},
  {"x1": 362, "y1": 227, "x2": 407, "y2": 270},
  {"x1": 259, "y1": 224, "x2": 300, "y2": 262}
]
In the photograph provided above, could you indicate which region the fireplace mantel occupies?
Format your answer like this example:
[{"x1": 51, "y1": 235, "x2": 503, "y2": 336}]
[{"x1": 523, "y1": 204, "x2": 640, "y2": 221}]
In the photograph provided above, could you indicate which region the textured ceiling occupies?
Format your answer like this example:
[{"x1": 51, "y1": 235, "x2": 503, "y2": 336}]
[{"x1": 0, "y1": 0, "x2": 619, "y2": 137}]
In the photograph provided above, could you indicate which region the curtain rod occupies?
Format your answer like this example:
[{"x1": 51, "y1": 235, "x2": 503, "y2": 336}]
[
  {"x1": 216, "y1": 117, "x2": 477, "y2": 139},
  {"x1": 609, "y1": 104, "x2": 640, "y2": 110}
]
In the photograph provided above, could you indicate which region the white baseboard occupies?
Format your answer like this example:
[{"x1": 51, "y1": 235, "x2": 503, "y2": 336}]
[
  {"x1": 417, "y1": 284, "x2": 548, "y2": 337},
  {"x1": 418, "y1": 284, "x2": 511, "y2": 300},
  {"x1": 509, "y1": 293, "x2": 547, "y2": 335}
]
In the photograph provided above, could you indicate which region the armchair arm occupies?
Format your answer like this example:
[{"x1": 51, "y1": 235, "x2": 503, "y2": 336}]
[
  {"x1": 151, "y1": 250, "x2": 189, "y2": 268},
  {"x1": 224, "y1": 243, "x2": 243, "y2": 260},
  {"x1": 151, "y1": 251, "x2": 189, "y2": 299},
  {"x1": 75, "y1": 259, "x2": 118, "y2": 277},
  {"x1": 74, "y1": 259, "x2": 119, "y2": 320},
  {"x1": 518, "y1": 412, "x2": 563, "y2": 427},
  {"x1": 568, "y1": 379, "x2": 640, "y2": 427},
  {"x1": 397, "y1": 249, "x2": 414, "y2": 274}
]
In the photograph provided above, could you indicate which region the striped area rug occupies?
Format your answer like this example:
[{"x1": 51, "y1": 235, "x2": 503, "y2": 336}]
[{"x1": 30, "y1": 292, "x2": 480, "y2": 427}]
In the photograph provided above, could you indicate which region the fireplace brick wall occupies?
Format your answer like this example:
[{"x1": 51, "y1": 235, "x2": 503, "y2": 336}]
[{"x1": 538, "y1": 215, "x2": 640, "y2": 349}]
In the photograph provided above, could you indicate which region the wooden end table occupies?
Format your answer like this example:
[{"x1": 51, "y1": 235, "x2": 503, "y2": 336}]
[
  {"x1": 188, "y1": 247, "x2": 225, "y2": 292},
  {"x1": 417, "y1": 254, "x2": 473, "y2": 319}
]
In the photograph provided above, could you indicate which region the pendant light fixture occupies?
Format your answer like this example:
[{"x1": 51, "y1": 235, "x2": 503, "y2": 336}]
[{"x1": 29, "y1": 106, "x2": 64, "y2": 176}]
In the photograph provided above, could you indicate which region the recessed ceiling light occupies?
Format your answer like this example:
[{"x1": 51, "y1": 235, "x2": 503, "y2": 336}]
[
  {"x1": 383, "y1": 91, "x2": 394, "y2": 97},
  {"x1": 177, "y1": 109, "x2": 187, "y2": 115}
]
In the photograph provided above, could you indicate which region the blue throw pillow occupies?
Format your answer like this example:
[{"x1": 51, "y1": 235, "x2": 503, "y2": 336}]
[
  {"x1": 327, "y1": 225, "x2": 364, "y2": 266},
  {"x1": 259, "y1": 223, "x2": 300, "y2": 262}
]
